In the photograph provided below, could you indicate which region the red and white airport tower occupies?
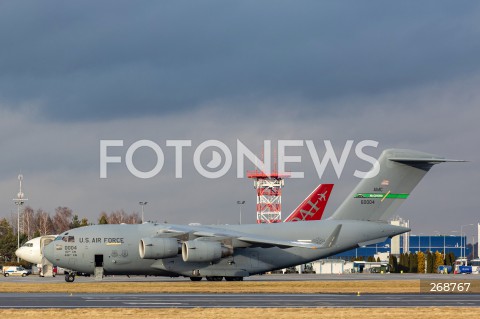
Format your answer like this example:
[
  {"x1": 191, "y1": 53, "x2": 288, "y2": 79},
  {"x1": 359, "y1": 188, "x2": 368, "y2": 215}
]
[{"x1": 247, "y1": 163, "x2": 290, "y2": 224}]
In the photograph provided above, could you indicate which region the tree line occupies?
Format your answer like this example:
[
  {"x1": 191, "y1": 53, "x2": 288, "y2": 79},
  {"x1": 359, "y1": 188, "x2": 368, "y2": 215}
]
[
  {"x1": 351, "y1": 251, "x2": 456, "y2": 273},
  {"x1": 392, "y1": 251, "x2": 456, "y2": 273},
  {"x1": 0, "y1": 206, "x2": 141, "y2": 262}
]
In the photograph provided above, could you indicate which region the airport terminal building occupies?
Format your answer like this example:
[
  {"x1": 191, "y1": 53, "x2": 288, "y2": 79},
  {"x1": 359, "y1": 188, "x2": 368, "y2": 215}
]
[
  {"x1": 331, "y1": 218, "x2": 477, "y2": 260},
  {"x1": 332, "y1": 235, "x2": 471, "y2": 260}
]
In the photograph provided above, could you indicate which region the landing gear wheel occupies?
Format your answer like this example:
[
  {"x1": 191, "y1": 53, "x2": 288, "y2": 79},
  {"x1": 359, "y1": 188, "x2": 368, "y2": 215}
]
[
  {"x1": 190, "y1": 277, "x2": 202, "y2": 281},
  {"x1": 206, "y1": 276, "x2": 223, "y2": 281},
  {"x1": 65, "y1": 273, "x2": 76, "y2": 282},
  {"x1": 4, "y1": 273, "x2": 9, "y2": 277},
  {"x1": 225, "y1": 276, "x2": 243, "y2": 281}
]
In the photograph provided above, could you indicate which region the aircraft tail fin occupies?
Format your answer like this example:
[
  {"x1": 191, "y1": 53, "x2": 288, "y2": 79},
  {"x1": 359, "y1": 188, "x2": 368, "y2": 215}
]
[
  {"x1": 284, "y1": 184, "x2": 334, "y2": 222},
  {"x1": 329, "y1": 149, "x2": 464, "y2": 222}
]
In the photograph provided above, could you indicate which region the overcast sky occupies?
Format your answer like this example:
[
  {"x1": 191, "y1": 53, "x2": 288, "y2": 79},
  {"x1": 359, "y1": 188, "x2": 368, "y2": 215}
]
[{"x1": 0, "y1": 1, "x2": 479, "y2": 236}]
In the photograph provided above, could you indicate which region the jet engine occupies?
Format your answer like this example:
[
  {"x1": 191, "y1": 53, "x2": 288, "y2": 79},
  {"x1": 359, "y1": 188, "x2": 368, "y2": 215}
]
[
  {"x1": 181, "y1": 240, "x2": 233, "y2": 263},
  {"x1": 139, "y1": 237, "x2": 180, "y2": 259}
]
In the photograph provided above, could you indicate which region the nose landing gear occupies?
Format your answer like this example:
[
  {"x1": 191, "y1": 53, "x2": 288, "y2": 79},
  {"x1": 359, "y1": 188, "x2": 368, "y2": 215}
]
[{"x1": 65, "y1": 272, "x2": 76, "y2": 282}]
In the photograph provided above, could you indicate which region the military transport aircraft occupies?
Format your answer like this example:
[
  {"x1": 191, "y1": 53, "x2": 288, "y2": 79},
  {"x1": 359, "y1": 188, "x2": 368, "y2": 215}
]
[
  {"x1": 44, "y1": 149, "x2": 462, "y2": 282},
  {"x1": 16, "y1": 183, "x2": 331, "y2": 271}
]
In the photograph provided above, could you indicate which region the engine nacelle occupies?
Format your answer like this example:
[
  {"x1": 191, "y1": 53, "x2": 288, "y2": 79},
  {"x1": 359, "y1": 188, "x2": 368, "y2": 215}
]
[
  {"x1": 181, "y1": 240, "x2": 232, "y2": 263},
  {"x1": 139, "y1": 237, "x2": 180, "y2": 259}
]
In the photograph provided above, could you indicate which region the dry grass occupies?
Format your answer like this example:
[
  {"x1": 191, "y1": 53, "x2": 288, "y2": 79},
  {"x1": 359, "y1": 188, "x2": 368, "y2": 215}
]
[
  {"x1": 0, "y1": 280, "x2": 419, "y2": 294},
  {"x1": 1, "y1": 308, "x2": 479, "y2": 319}
]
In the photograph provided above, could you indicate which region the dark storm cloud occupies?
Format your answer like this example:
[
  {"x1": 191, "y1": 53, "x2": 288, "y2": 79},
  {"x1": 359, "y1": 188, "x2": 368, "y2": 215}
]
[{"x1": 1, "y1": 1, "x2": 480, "y2": 121}]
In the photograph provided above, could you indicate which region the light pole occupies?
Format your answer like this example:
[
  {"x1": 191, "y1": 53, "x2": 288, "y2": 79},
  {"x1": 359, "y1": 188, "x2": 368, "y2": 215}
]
[
  {"x1": 433, "y1": 231, "x2": 444, "y2": 257},
  {"x1": 13, "y1": 174, "x2": 27, "y2": 262},
  {"x1": 418, "y1": 233, "x2": 424, "y2": 253},
  {"x1": 236, "y1": 201, "x2": 245, "y2": 225},
  {"x1": 477, "y1": 223, "x2": 480, "y2": 260},
  {"x1": 449, "y1": 230, "x2": 459, "y2": 258},
  {"x1": 443, "y1": 234, "x2": 446, "y2": 258},
  {"x1": 460, "y1": 224, "x2": 474, "y2": 259},
  {"x1": 139, "y1": 202, "x2": 148, "y2": 223}
]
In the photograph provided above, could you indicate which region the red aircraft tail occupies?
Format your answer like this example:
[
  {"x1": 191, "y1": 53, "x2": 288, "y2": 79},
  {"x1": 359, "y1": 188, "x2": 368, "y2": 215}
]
[{"x1": 283, "y1": 184, "x2": 334, "y2": 222}]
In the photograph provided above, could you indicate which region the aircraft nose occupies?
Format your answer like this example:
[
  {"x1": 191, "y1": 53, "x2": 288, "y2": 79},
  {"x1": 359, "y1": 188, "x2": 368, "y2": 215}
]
[
  {"x1": 43, "y1": 242, "x2": 55, "y2": 263},
  {"x1": 15, "y1": 247, "x2": 24, "y2": 260}
]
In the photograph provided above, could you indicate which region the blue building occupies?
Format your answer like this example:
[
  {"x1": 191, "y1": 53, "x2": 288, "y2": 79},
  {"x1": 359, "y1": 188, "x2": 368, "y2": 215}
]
[{"x1": 332, "y1": 235, "x2": 470, "y2": 259}]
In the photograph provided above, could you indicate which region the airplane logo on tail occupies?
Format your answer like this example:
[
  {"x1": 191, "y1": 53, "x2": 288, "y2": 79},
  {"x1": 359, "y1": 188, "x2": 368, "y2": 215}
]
[
  {"x1": 284, "y1": 184, "x2": 334, "y2": 222},
  {"x1": 318, "y1": 190, "x2": 328, "y2": 202}
]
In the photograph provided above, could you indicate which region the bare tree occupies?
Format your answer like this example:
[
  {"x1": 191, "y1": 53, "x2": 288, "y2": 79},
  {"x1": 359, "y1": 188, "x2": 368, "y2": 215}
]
[
  {"x1": 9, "y1": 212, "x2": 18, "y2": 235},
  {"x1": 99, "y1": 210, "x2": 141, "y2": 225},
  {"x1": 36, "y1": 209, "x2": 54, "y2": 235},
  {"x1": 128, "y1": 212, "x2": 141, "y2": 224},
  {"x1": 22, "y1": 206, "x2": 36, "y2": 240},
  {"x1": 107, "y1": 210, "x2": 125, "y2": 224},
  {"x1": 52, "y1": 206, "x2": 73, "y2": 234}
]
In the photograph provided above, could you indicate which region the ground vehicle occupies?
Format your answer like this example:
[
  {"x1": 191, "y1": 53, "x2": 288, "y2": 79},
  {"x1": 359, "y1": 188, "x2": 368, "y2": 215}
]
[
  {"x1": 2, "y1": 266, "x2": 31, "y2": 277},
  {"x1": 454, "y1": 258, "x2": 480, "y2": 274}
]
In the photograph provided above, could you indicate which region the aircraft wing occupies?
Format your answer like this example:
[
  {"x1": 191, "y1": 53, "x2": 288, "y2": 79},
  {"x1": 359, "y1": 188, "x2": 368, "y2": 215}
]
[
  {"x1": 234, "y1": 235, "x2": 323, "y2": 249},
  {"x1": 192, "y1": 230, "x2": 319, "y2": 249},
  {"x1": 190, "y1": 224, "x2": 342, "y2": 250}
]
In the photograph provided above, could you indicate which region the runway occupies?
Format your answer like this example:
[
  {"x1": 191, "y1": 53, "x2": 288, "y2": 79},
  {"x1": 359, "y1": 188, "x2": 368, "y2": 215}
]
[
  {"x1": 1, "y1": 293, "x2": 480, "y2": 308},
  {"x1": 2, "y1": 274, "x2": 479, "y2": 309}
]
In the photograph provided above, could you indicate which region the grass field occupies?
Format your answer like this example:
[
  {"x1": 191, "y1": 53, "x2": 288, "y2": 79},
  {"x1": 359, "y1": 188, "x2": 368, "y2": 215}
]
[
  {"x1": 0, "y1": 280, "x2": 419, "y2": 294},
  {"x1": 1, "y1": 308, "x2": 479, "y2": 319}
]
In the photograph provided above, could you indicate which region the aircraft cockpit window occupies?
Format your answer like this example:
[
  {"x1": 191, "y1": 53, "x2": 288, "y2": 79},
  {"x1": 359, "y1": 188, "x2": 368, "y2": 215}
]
[
  {"x1": 54, "y1": 235, "x2": 75, "y2": 242},
  {"x1": 61, "y1": 236, "x2": 75, "y2": 243},
  {"x1": 22, "y1": 243, "x2": 33, "y2": 247}
]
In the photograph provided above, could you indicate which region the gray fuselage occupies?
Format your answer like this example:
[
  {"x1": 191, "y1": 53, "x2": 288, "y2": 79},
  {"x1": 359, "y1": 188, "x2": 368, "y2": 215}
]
[{"x1": 44, "y1": 220, "x2": 407, "y2": 278}]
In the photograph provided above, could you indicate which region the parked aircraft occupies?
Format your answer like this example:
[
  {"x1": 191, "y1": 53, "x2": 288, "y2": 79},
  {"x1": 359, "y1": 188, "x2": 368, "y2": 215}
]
[
  {"x1": 15, "y1": 235, "x2": 57, "y2": 276},
  {"x1": 15, "y1": 237, "x2": 44, "y2": 264},
  {"x1": 44, "y1": 149, "x2": 462, "y2": 282},
  {"x1": 284, "y1": 184, "x2": 333, "y2": 222}
]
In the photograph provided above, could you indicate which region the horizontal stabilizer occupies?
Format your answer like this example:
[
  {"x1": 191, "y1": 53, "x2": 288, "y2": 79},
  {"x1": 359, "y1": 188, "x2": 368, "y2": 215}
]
[
  {"x1": 358, "y1": 237, "x2": 388, "y2": 247},
  {"x1": 389, "y1": 156, "x2": 466, "y2": 171}
]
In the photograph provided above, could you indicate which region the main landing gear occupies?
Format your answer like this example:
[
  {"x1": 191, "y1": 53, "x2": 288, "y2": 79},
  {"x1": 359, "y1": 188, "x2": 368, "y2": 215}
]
[{"x1": 189, "y1": 276, "x2": 244, "y2": 281}]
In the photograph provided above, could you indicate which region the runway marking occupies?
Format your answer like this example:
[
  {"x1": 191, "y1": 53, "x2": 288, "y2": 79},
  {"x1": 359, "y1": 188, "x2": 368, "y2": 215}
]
[
  {"x1": 2, "y1": 293, "x2": 480, "y2": 309},
  {"x1": 123, "y1": 302, "x2": 183, "y2": 305},
  {"x1": 84, "y1": 299, "x2": 181, "y2": 302},
  {"x1": 2, "y1": 305, "x2": 480, "y2": 309}
]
